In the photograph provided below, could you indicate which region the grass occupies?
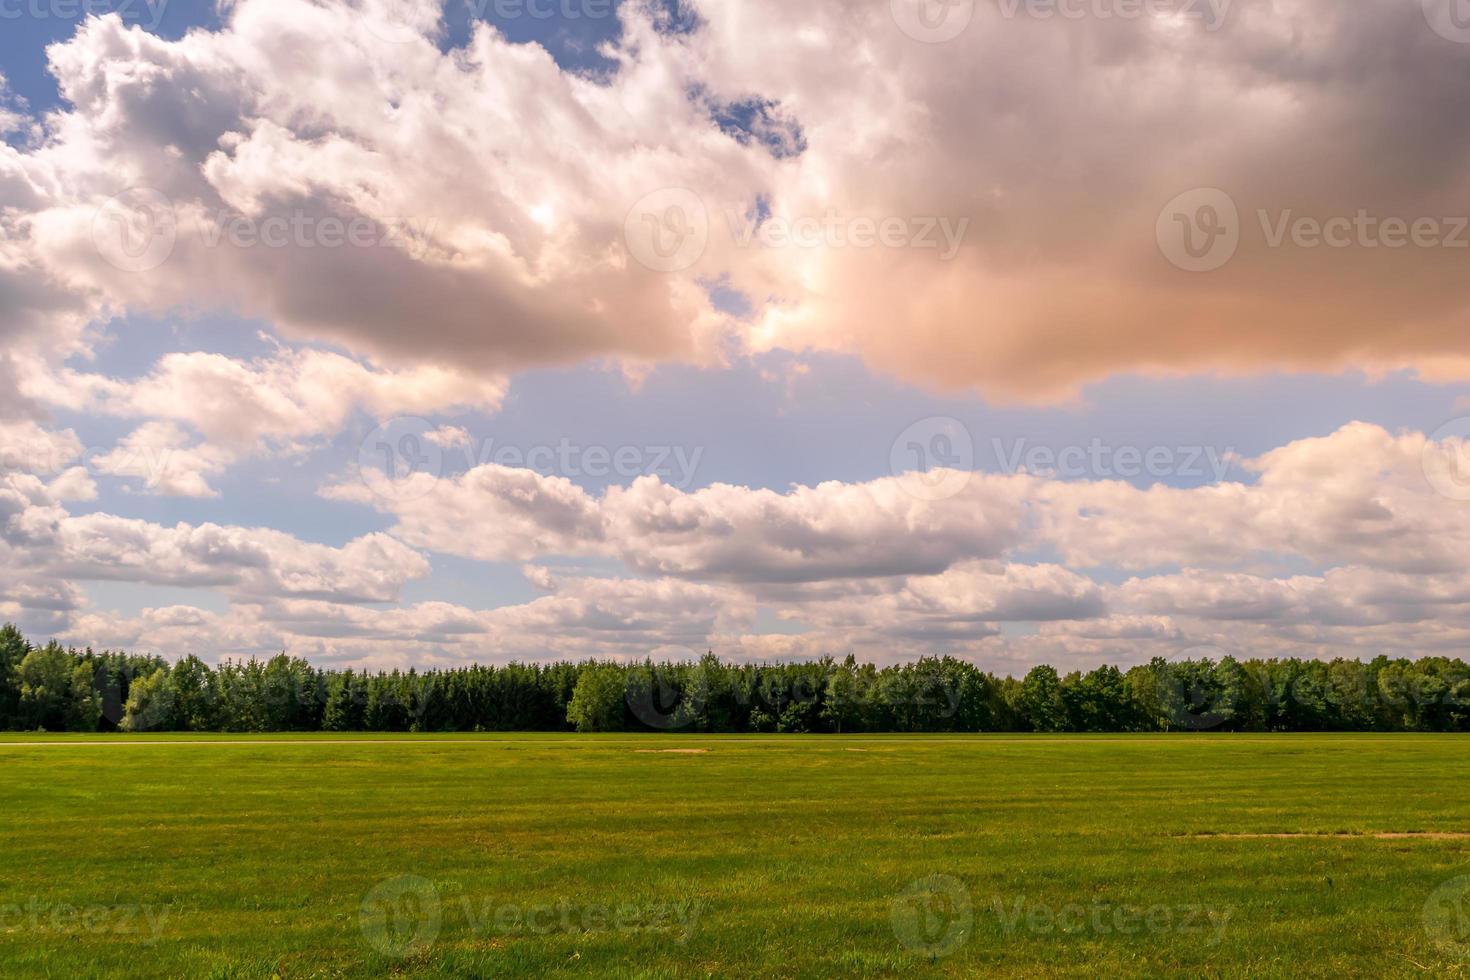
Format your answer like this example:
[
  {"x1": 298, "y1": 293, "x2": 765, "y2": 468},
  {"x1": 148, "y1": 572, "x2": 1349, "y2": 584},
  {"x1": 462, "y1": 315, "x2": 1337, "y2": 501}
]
[{"x1": 2, "y1": 733, "x2": 1469, "y2": 977}]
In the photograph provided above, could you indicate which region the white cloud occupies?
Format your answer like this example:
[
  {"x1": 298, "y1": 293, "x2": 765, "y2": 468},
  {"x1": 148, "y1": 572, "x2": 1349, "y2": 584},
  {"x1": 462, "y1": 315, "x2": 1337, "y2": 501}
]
[
  {"x1": 90, "y1": 420, "x2": 235, "y2": 498},
  {"x1": 6, "y1": 0, "x2": 1469, "y2": 403},
  {"x1": 29, "y1": 343, "x2": 507, "y2": 454},
  {"x1": 1037, "y1": 423, "x2": 1470, "y2": 574},
  {"x1": 0, "y1": 471, "x2": 430, "y2": 605},
  {"x1": 5, "y1": 3, "x2": 1470, "y2": 669},
  {"x1": 0, "y1": 418, "x2": 82, "y2": 476},
  {"x1": 279, "y1": 422, "x2": 1470, "y2": 667},
  {"x1": 326, "y1": 464, "x2": 1032, "y2": 581},
  {"x1": 424, "y1": 425, "x2": 470, "y2": 448},
  {"x1": 326, "y1": 463, "x2": 606, "y2": 561}
]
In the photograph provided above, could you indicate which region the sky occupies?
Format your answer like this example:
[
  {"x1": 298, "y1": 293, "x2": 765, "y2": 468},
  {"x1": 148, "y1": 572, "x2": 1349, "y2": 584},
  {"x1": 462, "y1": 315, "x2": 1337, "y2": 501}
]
[{"x1": 3, "y1": 0, "x2": 1470, "y2": 671}]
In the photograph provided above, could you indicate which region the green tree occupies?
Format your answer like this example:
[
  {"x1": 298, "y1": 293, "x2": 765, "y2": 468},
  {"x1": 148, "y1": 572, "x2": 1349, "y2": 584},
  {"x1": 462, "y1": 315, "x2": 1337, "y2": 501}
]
[
  {"x1": 323, "y1": 669, "x2": 366, "y2": 731},
  {"x1": 1021, "y1": 665, "x2": 1066, "y2": 732},
  {"x1": 121, "y1": 668, "x2": 174, "y2": 732},
  {"x1": 17, "y1": 642, "x2": 74, "y2": 730},
  {"x1": 567, "y1": 664, "x2": 627, "y2": 732},
  {"x1": 0, "y1": 623, "x2": 27, "y2": 728},
  {"x1": 65, "y1": 662, "x2": 102, "y2": 732},
  {"x1": 1064, "y1": 666, "x2": 1134, "y2": 732},
  {"x1": 168, "y1": 656, "x2": 218, "y2": 731}
]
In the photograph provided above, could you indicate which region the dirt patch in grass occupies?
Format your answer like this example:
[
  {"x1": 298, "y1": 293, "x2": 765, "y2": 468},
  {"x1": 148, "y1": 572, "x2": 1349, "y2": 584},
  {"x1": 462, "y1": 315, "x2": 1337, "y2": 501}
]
[{"x1": 634, "y1": 749, "x2": 710, "y2": 754}]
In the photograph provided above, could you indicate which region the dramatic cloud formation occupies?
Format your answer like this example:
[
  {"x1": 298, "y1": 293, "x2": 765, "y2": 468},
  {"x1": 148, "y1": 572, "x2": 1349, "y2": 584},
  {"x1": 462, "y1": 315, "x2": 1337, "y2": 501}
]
[
  {"x1": 333, "y1": 422, "x2": 1470, "y2": 584},
  {"x1": 40, "y1": 422, "x2": 1461, "y2": 668},
  {"x1": 4, "y1": 1, "x2": 1470, "y2": 670},
  {"x1": 5, "y1": 0, "x2": 1470, "y2": 402},
  {"x1": 326, "y1": 466, "x2": 1031, "y2": 582}
]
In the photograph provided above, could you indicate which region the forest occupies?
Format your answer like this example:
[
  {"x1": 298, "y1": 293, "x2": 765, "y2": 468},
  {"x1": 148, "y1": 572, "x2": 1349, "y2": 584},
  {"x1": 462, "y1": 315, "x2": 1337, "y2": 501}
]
[{"x1": 2, "y1": 623, "x2": 1468, "y2": 734}]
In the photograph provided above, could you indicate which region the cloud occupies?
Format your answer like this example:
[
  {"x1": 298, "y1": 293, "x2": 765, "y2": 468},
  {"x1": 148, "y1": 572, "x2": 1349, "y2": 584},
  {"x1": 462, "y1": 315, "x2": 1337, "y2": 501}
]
[
  {"x1": 58, "y1": 574, "x2": 747, "y2": 668},
  {"x1": 15, "y1": 340, "x2": 509, "y2": 493},
  {"x1": 12, "y1": 5, "x2": 738, "y2": 378},
  {"x1": 290, "y1": 421, "x2": 1470, "y2": 666},
  {"x1": 1036, "y1": 423, "x2": 1470, "y2": 574},
  {"x1": 326, "y1": 465, "x2": 1032, "y2": 581},
  {"x1": 52, "y1": 518, "x2": 430, "y2": 603},
  {"x1": 326, "y1": 464, "x2": 606, "y2": 561},
  {"x1": 602, "y1": 474, "x2": 1030, "y2": 583},
  {"x1": 5, "y1": 0, "x2": 1470, "y2": 668},
  {"x1": 0, "y1": 471, "x2": 430, "y2": 604},
  {"x1": 4, "y1": 1, "x2": 1469, "y2": 402},
  {"x1": 29, "y1": 343, "x2": 507, "y2": 454},
  {"x1": 332, "y1": 422, "x2": 1470, "y2": 585},
  {"x1": 0, "y1": 418, "x2": 82, "y2": 475},
  {"x1": 690, "y1": 0, "x2": 1470, "y2": 397},
  {"x1": 424, "y1": 425, "x2": 471, "y2": 449},
  {"x1": 90, "y1": 420, "x2": 235, "y2": 498}
]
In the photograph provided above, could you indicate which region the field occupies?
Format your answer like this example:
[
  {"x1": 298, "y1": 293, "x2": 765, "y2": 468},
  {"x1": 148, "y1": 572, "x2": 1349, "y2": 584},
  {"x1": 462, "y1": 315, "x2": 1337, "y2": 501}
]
[{"x1": 2, "y1": 734, "x2": 1469, "y2": 978}]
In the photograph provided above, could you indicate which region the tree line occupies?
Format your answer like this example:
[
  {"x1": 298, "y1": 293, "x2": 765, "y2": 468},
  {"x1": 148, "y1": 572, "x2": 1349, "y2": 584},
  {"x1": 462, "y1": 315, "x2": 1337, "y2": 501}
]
[{"x1": 2, "y1": 623, "x2": 1469, "y2": 733}]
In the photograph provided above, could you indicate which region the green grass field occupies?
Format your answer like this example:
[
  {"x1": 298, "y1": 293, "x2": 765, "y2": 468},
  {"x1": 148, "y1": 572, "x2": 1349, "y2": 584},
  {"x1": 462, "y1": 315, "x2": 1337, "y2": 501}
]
[{"x1": 3, "y1": 734, "x2": 1470, "y2": 978}]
